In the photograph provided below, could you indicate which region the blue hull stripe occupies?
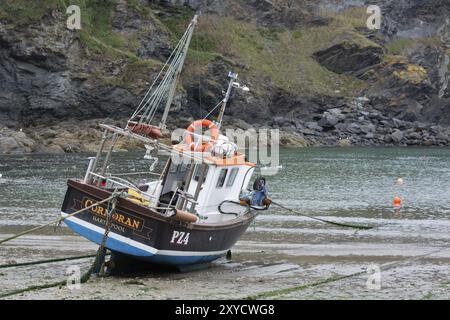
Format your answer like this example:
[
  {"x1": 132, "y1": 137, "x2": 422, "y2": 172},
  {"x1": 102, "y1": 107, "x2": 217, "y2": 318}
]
[{"x1": 64, "y1": 219, "x2": 222, "y2": 265}]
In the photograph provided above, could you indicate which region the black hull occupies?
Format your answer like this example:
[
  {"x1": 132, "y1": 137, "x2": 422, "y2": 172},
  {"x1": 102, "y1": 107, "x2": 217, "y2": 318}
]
[{"x1": 61, "y1": 179, "x2": 256, "y2": 265}]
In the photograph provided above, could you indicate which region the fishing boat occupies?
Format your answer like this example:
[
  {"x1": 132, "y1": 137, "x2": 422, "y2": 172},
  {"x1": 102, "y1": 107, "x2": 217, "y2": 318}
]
[{"x1": 60, "y1": 15, "x2": 270, "y2": 269}]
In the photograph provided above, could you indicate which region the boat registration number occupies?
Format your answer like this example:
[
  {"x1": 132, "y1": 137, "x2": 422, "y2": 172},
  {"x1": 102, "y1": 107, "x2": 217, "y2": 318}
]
[{"x1": 170, "y1": 231, "x2": 190, "y2": 245}]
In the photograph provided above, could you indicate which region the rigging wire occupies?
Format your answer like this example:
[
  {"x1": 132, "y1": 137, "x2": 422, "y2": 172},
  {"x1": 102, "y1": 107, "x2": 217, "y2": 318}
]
[
  {"x1": 195, "y1": 20, "x2": 202, "y2": 118},
  {"x1": 202, "y1": 100, "x2": 223, "y2": 121},
  {"x1": 130, "y1": 20, "x2": 195, "y2": 125}
]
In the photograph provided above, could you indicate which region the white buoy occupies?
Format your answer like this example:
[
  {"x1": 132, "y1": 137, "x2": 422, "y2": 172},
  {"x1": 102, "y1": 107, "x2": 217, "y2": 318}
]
[{"x1": 396, "y1": 178, "x2": 404, "y2": 186}]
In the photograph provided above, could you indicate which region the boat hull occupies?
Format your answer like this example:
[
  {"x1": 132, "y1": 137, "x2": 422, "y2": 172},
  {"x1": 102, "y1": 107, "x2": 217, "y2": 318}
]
[{"x1": 61, "y1": 179, "x2": 256, "y2": 266}]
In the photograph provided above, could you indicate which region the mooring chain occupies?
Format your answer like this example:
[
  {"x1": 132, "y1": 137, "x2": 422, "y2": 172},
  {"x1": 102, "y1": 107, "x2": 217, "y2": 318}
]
[{"x1": 91, "y1": 191, "x2": 119, "y2": 277}]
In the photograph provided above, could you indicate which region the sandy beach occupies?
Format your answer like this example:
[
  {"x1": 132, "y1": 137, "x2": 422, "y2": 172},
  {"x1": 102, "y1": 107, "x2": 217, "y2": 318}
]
[{"x1": 1, "y1": 221, "x2": 449, "y2": 300}]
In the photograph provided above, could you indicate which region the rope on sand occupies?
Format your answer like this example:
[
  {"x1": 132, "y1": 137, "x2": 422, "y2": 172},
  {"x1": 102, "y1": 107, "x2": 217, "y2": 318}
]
[
  {"x1": 0, "y1": 254, "x2": 99, "y2": 269},
  {"x1": 0, "y1": 192, "x2": 120, "y2": 299},
  {"x1": 245, "y1": 246, "x2": 450, "y2": 299},
  {"x1": 271, "y1": 201, "x2": 373, "y2": 230}
]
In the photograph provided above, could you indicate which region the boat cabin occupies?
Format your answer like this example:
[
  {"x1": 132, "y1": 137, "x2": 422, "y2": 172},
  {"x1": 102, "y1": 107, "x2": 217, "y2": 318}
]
[
  {"x1": 155, "y1": 146, "x2": 255, "y2": 222},
  {"x1": 84, "y1": 126, "x2": 255, "y2": 224}
]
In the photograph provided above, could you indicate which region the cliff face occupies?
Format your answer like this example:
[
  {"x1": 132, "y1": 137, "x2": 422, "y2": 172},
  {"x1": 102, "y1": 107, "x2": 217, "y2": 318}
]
[{"x1": 0, "y1": 0, "x2": 450, "y2": 153}]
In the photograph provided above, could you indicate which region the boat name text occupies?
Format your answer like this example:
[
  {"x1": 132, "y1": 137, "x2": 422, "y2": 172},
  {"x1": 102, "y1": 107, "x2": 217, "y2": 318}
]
[{"x1": 83, "y1": 198, "x2": 143, "y2": 231}]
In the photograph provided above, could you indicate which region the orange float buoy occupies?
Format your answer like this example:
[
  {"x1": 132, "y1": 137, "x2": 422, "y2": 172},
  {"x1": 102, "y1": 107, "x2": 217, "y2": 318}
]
[{"x1": 393, "y1": 196, "x2": 402, "y2": 206}]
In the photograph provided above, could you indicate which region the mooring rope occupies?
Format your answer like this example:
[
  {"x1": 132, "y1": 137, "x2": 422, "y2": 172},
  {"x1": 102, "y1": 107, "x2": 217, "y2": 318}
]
[
  {"x1": 0, "y1": 258, "x2": 101, "y2": 299},
  {"x1": 0, "y1": 254, "x2": 101, "y2": 269},
  {"x1": 0, "y1": 279, "x2": 68, "y2": 299},
  {"x1": 271, "y1": 201, "x2": 373, "y2": 230},
  {"x1": 0, "y1": 192, "x2": 122, "y2": 299},
  {"x1": 245, "y1": 245, "x2": 450, "y2": 300},
  {"x1": 0, "y1": 193, "x2": 121, "y2": 246}
]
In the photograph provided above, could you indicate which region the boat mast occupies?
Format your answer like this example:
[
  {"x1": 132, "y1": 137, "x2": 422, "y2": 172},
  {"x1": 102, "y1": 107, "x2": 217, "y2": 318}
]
[
  {"x1": 159, "y1": 15, "x2": 198, "y2": 131},
  {"x1": 127, "y1": 15, "x2": 199, "y2": 134},
  {"x1": 216, "y1": 71, "x2": 238, "y2": 130}
]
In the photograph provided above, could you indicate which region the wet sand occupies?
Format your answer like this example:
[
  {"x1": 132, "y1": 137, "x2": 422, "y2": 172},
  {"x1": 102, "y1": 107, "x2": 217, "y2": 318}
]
[{"x1": 1, "y1": 219, "x2": 450, "y2": 300}]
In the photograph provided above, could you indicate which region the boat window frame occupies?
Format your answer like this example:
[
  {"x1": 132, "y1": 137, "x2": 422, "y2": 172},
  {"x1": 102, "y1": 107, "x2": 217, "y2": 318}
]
[
  {"x1": 225, "y1": 168, "x2": 239, "y2": 187},
  {"x1": 179, "y1": 162, "x2": 189, "y2": 173},
  {"x1": 216, "y1": 168, "x2": 228, "y2": 188},
  {"x1": 193, "y1": 164, "x2": 209, "y2": 184},
  {"x1": 169, "y1": 163, "x2": 179, "y2": 174}
]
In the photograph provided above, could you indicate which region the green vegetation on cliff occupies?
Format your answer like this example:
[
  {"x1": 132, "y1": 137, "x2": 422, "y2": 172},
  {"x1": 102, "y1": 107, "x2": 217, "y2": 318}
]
[
  {"x1": 0, "y1": 1, "x2": 377, "y2": 97},
  {"x1": 0, "y1": 1, "x2": 427, "y2": 98},
  {"x1": 0, "y1": 0, "x2": 59, "y2": 25},
  {"x1": 155, "y1": 5, "x2": 374, "y2": 97}
]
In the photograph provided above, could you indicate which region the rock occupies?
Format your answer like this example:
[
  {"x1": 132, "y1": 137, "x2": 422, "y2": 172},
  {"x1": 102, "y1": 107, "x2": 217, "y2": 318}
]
[
  {"x1": 279, "y1": 132, "x2": 309, "y2": 147},
  {"x1": 318, "y1": 112, "x2": 339, "y2": 128},
  {"x1": 407, "y1": 132, "x2": 422, "y2": 140},
  {"x1": 0, "y1": 136, "x2": 21, "y2": 154},
  {"x1": 360, "y1": 124, "x2": 375, "y2": 134},
  {"x1": 392, "y1": 118, "x2": 406, "y2": 129},
  {"x1": 327, "y1": 108, "x2": 345, "y2": 119},
  {"x1": 334, "y1": 123, "x2": 348, "y2": 132},
  {"x1": 346, "y1": 123, "x2": 362, "y2": 134},
  {"x1": 356, "y1": 96, "x2": 370, "y2": 103},
  {"x1": 305, "y1": 122, "x2": 323, "y2": 132},
  {"x1": 337, "y1": 138, "x2": 351, "y2": 147},
  {"x1": 391, "y1": 129, "x2": 404, "y2": 143},
  {"x1": 396, "y1": 100, "x2": 424, "y2": 122},
  {"x1": 384, "y1": 135, "x2": 393, "y2": 143},
  {"x1": 416, "y1": 122, "x2": 428, "y2": 130},
  {"x1": 0, "y1": 128, "x2": 35, "y2": 154},
  {"x1": 34, "y1": 144, "x2": 65, "y2": 154},
  {"x1": 313, "y1": 41, "x2": 383, "y2": 74},
  {"x1": 38, "y1": 128, "x2": 57, "y2": 139},
  {"x1": 298, "y1": 128, "x2": 318, "y2": 136},
  {"x1": 436, "y1": 131, "x2": 449, "y2": 141}
]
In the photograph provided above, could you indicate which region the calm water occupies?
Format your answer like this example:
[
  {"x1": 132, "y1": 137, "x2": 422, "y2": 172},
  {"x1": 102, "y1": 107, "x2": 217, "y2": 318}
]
[
  {"x1": 0, "y1": 147, "x2": 450, "y2": 226},
  {"x1": 0, "y1": 148, "x2": 450, "y2": 245}
]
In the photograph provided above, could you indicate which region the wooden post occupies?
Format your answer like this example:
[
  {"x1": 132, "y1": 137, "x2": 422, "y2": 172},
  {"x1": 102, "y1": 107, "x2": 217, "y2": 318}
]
[
  {"x1": 100, "y1": 133, "x2": 118, "y2": 177},
  {"x1": 89, "y1": 129, "x2": 108, "y2": 184}
]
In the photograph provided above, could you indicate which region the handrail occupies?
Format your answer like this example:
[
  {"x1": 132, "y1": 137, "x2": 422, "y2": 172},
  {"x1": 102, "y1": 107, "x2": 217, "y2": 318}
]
[
  {"x1": 89, "y1": 172, "x2": 159, "y2": 201},
  {"x1": 108, "y1": 171, "x2": 161, "y2": 177}
]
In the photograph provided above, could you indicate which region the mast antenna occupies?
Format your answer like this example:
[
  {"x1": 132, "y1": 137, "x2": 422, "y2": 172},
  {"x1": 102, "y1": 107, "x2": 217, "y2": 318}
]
[{"x1": 216, "y1": 71, "x2": 250, "y2": 129}]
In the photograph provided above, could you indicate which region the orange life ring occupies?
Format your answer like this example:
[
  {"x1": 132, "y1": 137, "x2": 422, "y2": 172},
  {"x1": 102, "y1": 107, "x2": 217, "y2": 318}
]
[{"x1": 185, "y1": 119, "x2": 219, "y2": 152}]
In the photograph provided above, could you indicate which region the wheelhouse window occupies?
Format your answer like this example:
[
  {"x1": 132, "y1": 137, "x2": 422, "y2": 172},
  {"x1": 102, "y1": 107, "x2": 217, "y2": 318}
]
[
  {"x1": 216, "y1": 169, "x2": 228, "y2": 188},
  {"x1": 193, "y1": 164, "x2": 209, "y2": 183},
  {"x1": 179, "y1": 163, "x2": 188, "y2": 173},
  {"x1": 226, "y1": 168, "x2": 239, "y2": 187},
  {"x1": 169, "y1": 163, "x2": 179, "y2": 173},
  {"x1": 168, "y1": 162, "x2": 188, "y2": 176}
]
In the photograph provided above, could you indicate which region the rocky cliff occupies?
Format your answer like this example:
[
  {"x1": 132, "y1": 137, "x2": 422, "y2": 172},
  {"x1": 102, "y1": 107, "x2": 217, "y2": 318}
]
[{"x1": 0, "y1": 0, "x2": 450, "y2": 153}]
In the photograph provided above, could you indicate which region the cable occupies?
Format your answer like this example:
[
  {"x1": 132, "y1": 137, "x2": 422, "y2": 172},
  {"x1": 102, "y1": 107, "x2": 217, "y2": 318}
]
[{"x1": 271, "y1": 201, "x2": 373, "y2": 230}]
